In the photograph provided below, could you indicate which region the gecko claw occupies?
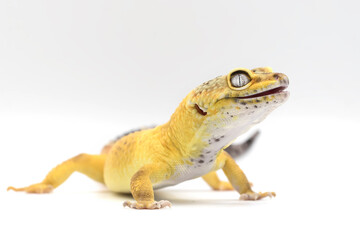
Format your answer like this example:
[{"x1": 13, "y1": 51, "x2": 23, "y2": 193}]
[
  {"x1": 123, "y1": 200, "x2": 172, "y2": 209},
  {"x1": 240, "y1": 191, "x2": 276, "y2": 200}
]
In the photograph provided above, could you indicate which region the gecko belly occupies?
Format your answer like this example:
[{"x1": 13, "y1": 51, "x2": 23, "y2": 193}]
[{"x1": 153, "y1": 159, "x2": 217, "y2": 189}]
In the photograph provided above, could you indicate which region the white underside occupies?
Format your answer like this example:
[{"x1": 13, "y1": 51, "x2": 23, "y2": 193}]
[{"x1": 153, "y1": 97, "x2": 284, "y2": 189}]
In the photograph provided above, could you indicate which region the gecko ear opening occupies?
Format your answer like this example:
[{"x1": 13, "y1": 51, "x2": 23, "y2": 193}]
[{"x1": 194, "y1": 104, "x2": 207, "y2": 116}]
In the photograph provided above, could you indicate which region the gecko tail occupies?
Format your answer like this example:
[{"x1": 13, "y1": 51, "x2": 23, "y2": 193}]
[{"x1": 224, "y1": 131, "x2": 260, "y2": 159}]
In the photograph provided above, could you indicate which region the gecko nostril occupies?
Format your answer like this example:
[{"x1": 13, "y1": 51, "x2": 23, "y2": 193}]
[
  {"x1": 274, "y1": 73, "x2": 289, "y2": 84},
  {"x1": 273, "y1": 73, "x2": 280, "y2": 80}
]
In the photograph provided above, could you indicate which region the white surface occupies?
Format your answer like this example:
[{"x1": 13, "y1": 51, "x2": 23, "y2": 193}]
[
  {"x1": 1, "y1": 115, "x2": 359, "y2": 239},
  {"x1": 1, "y1": 0, "x2": 360, "y2": 239}
]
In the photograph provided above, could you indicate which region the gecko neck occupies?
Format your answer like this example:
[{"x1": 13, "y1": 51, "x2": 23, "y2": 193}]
[{"x1": 159, "y1": 99, "x2": 207, "y2": 156}]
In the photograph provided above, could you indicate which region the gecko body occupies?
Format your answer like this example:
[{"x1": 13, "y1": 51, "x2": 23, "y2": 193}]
[{"x1": 8, "y1": 67, "x2": 289, "y2": 209}]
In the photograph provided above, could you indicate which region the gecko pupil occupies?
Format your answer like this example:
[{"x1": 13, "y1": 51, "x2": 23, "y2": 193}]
[{"x1": 230, "y1": 72, "x2": 250, "y2": 88}]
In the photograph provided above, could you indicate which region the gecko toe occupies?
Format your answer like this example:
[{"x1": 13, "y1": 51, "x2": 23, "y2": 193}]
[
  {"x1": 123, "y1": 200, "x2": 172, "y2": 209},
  {"x1": 240, "y1": 191, "x2": 275, "y2": 201}
]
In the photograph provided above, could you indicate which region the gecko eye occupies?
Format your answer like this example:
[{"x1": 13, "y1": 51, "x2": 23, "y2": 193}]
[{"x1": 230, "y1": 72, "x2": 251, "y2": 88}]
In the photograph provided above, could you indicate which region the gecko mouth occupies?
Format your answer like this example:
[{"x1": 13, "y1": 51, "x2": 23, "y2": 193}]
[{"x1": 235, "y1": 86, "x2": 287, "y2": 99}]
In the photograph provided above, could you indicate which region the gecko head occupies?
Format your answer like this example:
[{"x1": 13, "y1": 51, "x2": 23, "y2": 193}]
[{"x1": 187, "y1": 67, "x2": 289, "y2": 131}]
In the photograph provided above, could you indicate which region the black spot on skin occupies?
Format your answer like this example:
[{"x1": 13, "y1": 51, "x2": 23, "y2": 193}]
[
  {"x1": 226, "y1": 112, "x2": 229, "y2": 115},
  {"x1": 273, "y1": 73, "x2": 280, "y2": 80},
  {"x1": 200, "y1": 154, "x2": 204, "y2": 158},
  {"x1": 221, "y1": 136, "x2": 225, "y2": 138},
  {"x1": 253, "y1": 90, "x2": 258, "y2": 93},
  {"x1": 256, "y1": 99, "x2": 260, "y2": 103},
  {"x1": 215, "y1": 138, "x2": 220, "y2": 142},
  {"x1": 199, "y1": 160, "x2": 204, "y2": 163},
  {"x1": 230, "y1": 115, "x2": 233, "y2": 117},
  {"x1": 254, "y1": 105, "x2": 258, "y2": 108},
  {"x1": 266, "y1": 102, "x2": 269, "y2": 104},
  {"x1": 206, "y1": 151, "x2": 211, "y2": 154},
  {"x1": 209, "y1": 159, "x2": 214, "y2": 162},
  {"x1": 246, "y1": 107, "x2": 249, "y2": 109},
  {"x1": 241, "y1": 102, "x2": 247, "y2": 105},
  {"x1": 190, "y1": 159, "x2": 194, "y2": 162}
]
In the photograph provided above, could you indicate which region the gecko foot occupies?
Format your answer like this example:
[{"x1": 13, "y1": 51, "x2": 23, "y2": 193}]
[
  {"x1": 7, "y1": 183, "x2": 53, "y2": 194},
  {"x1": 123, "y1": 200, "x2": 172, "y2": 209},
  {"x1": 240, "y1": 191, "x2": 276, "y2": 200}
]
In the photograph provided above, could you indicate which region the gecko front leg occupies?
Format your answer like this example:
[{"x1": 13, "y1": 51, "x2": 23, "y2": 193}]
[
  {"x1": 220, "y1": 151, "x2": 275, "y2": 200},
  {"x1": 123, "y1": 163, "x2": 172, "y2": 210}
]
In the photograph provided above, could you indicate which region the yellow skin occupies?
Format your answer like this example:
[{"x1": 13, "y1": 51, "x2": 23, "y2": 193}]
[{"x1": 8, "y1": 67, "x2": 289, "y2": 209}]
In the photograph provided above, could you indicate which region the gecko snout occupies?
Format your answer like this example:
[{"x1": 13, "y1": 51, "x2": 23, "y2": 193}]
[{"x1": 273, "y1": 73, "x2": 289, "y2": 86}]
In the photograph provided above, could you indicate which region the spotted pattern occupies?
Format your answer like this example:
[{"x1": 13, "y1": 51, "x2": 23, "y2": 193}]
[{"x1": 104, "y1": 67, "x2": 289, "y2": 192}]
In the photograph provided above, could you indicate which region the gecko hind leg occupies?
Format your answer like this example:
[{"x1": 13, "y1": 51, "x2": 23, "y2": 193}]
[
  {"x1": 202, "y1": 171, "x2": 253, "y2": 191},
  {"x1": 7, "y1": 154, "x2": 106, "y2": 193},
  {"x1": 202, "y1": 171, "x2": 234, "y2": 191}
]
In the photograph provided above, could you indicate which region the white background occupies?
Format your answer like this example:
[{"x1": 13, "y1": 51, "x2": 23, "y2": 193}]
[{"x1": 1, "y1": 0, "x2": 359, "y2": 239}]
